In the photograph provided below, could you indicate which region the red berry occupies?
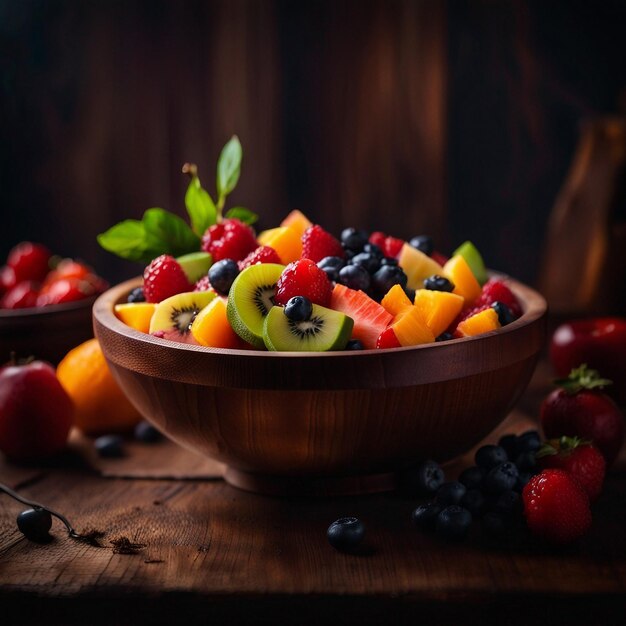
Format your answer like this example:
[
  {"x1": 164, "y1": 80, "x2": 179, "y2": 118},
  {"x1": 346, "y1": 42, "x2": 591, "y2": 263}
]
[
  {"x1": 7, "y1": 242, "x2": 51, "y2": 283},
  {"x1": 37, "y1": 278, "x2": 95, "y2": 306},
  {"x1": 274, "y1": 259, "x2": 333, "y2": 307},
  {"x1": 0, "y1": 281, "x2": 39, "y2": 309},
  {"x1": 477, "y1": 278, "x2": 522, "y2": 317},
  {"x1": 537, "y1": 437, "x2": 606, "y2": 502},
  {"x1": 431, "y1": 251, "x2": 449, "y2": 266},
  {"x1": 239, "y1": 245, "x2": 282, "y2": 270},
  {"x1": 44, "y1": 258, "x2": 92, "y2": 285},
  {"x1": 0, "y1": 265, "x2": 17, "y2": 294},
  {"x1": 301, "y1": 225, "x2": 344, "y2": 263},
  {"x1": 522, "y1": 469, "x2": 591, "y2": 544},
  {"x1": 383, "y1": 236, "x2": 404, "y2": 258},
  {"x1": 376, "y1": 327, "x2": 401, "y2": 349},
  {"x1": 201, "y1": 218, "x2": 258, "y2": 262},
  {"x1": 369, "y1": 232, "x2": 387, "y2": 249},
  {"x1": 194, "y1": 275, "x2": 212, "y2": 292},
  {"x1": 143, "y1": 255, "x2": 192, "y2": 303}
]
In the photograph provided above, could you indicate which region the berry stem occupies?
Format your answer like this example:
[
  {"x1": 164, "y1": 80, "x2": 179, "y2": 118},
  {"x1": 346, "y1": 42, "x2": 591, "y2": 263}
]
[{"x1": 554, "y1": 363, "x2": 612, "y2": 394}]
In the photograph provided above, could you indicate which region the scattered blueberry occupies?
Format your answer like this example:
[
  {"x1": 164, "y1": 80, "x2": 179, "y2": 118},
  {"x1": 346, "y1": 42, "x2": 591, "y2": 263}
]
[
  {"x1": 436, "y1": 506, "x2": 472, "y2": 541},
  {"x1": 345, "y1": 339, "x2": 364, "y2": 350},
  {"x1": 127, "y1": 287, "x2": 146, "y2": 303},
  {"x1": 284, "y1": 296, "x2": 313, "y2": 322},
  {"x1": 208, "y1": 259, "x2": 239, "y2": 296},
  {"x1": 16, "y1": 508, "x2": 52, "y2": 542},
  {"x1": 475, "y1": 445, "x2": 509, "y2": 470},
  {"x1": 497, "y1": 434, "x2": 519, "y2": 460},
  {"x1": 338, "y1": 264, "x2": 371, "y2": 291},
  {"x1": 458, "y1": 465, "x2": 486, "y2": 490},
  {"x1": 95, "y1": 434, "x2": 125, "y2": 458},
  {"x1": 516, "y1": 430, "x2": 541, "y2": 454},
  {"x1": 371, "y1": 265, "x2": 408, "y2": 296},
  {"x1": 409, "y1": 235, "x2": 434, "y2": 256},
  {"x1": 340, "y1": 228, "x2": 369, "y2": 253},
  {"x1": 435, "y1": 332, "x2": 454, "y2": 342},
  {"x1": 423, "y1": 275, "x2": 455, "y2": 292},
  {"x1": 351, "y1": 252, "x2": 381, "y2": 274},
  {"x1": 327, "y1": 517, "x2": 365, "y2": 551},
  {"x1": 134, "y1": 420, "x2": 162, "y2": 443},
  {"x1": 435, "y1": 481, "x2": 467, "y2": 506},
  {"x1": 317, "y1": 256, "x2": 346, "y2": 282},
  {"x1": 402, "y1": 460, "x2": 445, "y2": 496},
  {"x1": 492, "y1": 301, "x2": 515, "y2": 326},
  {"x1": 482, "y1": 462, "x2": 519, "y2": 495},
  {"x1": 460, "y1": 489, "x2": 485, "y2": 516},
  {"x1": 411, "y1": 502, "x2": 443, "y2": 530}
]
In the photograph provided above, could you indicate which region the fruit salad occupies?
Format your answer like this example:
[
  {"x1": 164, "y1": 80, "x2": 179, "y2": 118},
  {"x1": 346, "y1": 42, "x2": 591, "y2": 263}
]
[{"x1": 100, "y1": 137, "x2": 522, "y2": 352}]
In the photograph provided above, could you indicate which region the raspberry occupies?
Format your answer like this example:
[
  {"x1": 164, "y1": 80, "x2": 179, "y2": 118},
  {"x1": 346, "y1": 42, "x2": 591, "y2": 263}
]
[
  {"x1": 301, "y1": 225, "x2": 344, "y2": 263},
  {"x1": 238, "y1": 245, "x2": 282, "y2": 270},
  {"x1": 143, "y1": 254, "x2": 192, "y2": 303},
  {"x1": 369, "y1": 231, "x2": 386, "y2": 249},
  {"x1": 522, "y1": 469, "x2": 592, "y2": 544},
  {"x1": 201, "y1": 218, "x2": 257, "y2": 263},
  {"x1": 194, "y1": 275, "x2": 212, "y2": 292},
  {"x1": 367, "y1": 231, "x2": 404, "y2": 258},
  {"x1": 477, "y1": 278, "x2": 522, "y2": 317},
  {"x1": 274, "y1": 259, "x2": 333, "y2": 307}
]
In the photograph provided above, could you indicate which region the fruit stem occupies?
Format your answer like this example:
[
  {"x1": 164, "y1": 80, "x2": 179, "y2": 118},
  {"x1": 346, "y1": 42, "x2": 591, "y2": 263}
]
[
  {"x1": 554, "y1": 363, "x2": 613, "y2": 394},
  {"x1": 181, "y1": 162, "x2": 198, "y2": 180},
  {"x1": 0, "y1": 481, "x2": 82, "y2": 539}
]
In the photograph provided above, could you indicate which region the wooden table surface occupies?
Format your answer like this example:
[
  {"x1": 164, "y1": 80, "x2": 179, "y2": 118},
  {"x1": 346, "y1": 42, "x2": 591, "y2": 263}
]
[{"x1": 1, "y1": 361, "x2": 625, "y2": 626}]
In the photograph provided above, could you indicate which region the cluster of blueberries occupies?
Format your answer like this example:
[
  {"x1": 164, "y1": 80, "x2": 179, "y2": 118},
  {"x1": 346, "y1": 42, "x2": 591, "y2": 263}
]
[
  {"x1": 326, "y1": 430, "x2": 541, "y2": 551},
  {"x1": 94, "y1": 421, "x2": 163, "y2": 459}
]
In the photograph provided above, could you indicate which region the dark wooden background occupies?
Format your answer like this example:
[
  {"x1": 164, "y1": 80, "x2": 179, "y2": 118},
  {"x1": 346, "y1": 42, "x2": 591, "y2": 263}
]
[{"x1": 0, "y1": 0, "x2": 625, "y2": 286}]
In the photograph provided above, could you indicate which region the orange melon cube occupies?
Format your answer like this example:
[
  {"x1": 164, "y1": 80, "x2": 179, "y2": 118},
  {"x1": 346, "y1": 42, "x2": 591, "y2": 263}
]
[
  {"x1": 397, "y1": 243, "x2": 445, "y2": 290},
  {"x1": 114, "y1": 302, "x2": 156, "y2": 333},
  {"x1": 380, "y1": 284, "x2": 413, "y2": 317},
  {"x1": 280, "y1": 209, "x2": 313, "y2": 238},
  {"x1": 455, "y1": 307, "x2": 501, "y2": 337},
  {"x1": 413, "y1": 289, "x2": 464, "y2": 337},
  {"x1": 190, "y1": 297, "x2": 244, "y2": 348},
  {"x1": 391, "y1": 306, "x2": 435, "y2": 346},
  {"x1": 443, "y1": 254, "x2": 482, "y2": 305},
  {"x1": 257, "y1": 226, "x2": 302, "y2": 264}
]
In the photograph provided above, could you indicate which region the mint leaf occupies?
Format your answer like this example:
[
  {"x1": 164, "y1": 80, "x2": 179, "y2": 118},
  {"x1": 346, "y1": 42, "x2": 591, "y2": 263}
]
[
  {"x1": 97, "y1": 219, "x2": 158, "y2": 263},
  {"x1": 225, "y1": 206, "x2": 258, "y2": 225},
  {"x1": 142, "y1": 208, "x2": 200, "y2": 257},
  {"x1": 217, "y1": 135, "x2": 242, "y2": 200},
  {"x1": 185, "y1": 175, "x2": 217, "y2": 236}
]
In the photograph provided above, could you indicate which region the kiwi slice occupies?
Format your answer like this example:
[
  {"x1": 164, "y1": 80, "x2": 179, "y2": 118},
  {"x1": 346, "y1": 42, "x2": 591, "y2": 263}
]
[
  {"x1": 263, "y1": 304, "x2": 354, "y2": 352},
  {"x1": 226, "y1": 263, "x2": 285, "y2": 348},
  {"x1": 149, "y1": 290, "x2": 216, "y2": 344},
  {"x1": 176, "y1": 251, "x2": 213, "y2": 283}
]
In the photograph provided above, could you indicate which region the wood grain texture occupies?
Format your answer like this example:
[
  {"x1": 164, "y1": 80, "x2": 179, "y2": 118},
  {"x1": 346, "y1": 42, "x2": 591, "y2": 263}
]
[{"x1": 92, "y1": 277, "x2": 547, "y2": 491}]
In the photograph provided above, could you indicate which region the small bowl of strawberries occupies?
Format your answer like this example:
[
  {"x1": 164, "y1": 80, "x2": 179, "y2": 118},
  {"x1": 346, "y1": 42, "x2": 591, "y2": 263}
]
[{"x1": 0, "y1": 241, "x2": 108, "y2": 364}]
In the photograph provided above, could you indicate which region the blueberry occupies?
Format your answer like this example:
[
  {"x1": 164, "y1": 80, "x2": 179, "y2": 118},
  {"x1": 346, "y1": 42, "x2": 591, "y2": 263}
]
[
  {"x1": 363, "y1": 242, "x2": 383, "y2": 259},
  {"x1": 460, "y1": 489, "x2": 485, "y2": 516},
  {"x1": 401, "y1": 460, "x2": 445, "y2": 496},
  {"x1": 327, "y1": 517, "x2": 365, "y2": 551},
  {"x1": 134, "y1": 420, "x2": 162, "y2": 443},
  {"x1": 404, "y1": 288, "x2": 416, "y2": 302},
  {"x1": 435, "y1": 481, "x2": 467, "y2": 506},
  {"x1": 435, "y1": 332, "x2": 454, "y2": 342},
  {"x1": 284, "y1": 296, "x2": 313, "y2": 322},
  {"x1": 380, "y1": 256, "x2": 398, "y2": 266},
  {"x1": 516, "y1": 430, "x2": 541, "y2": 454},
  {"x1": 411, "y1": 501, "x2": 443, "y2": 530},
  {"x1": 317, "y1": 256, "x2": 346, "y2": 282},
  {"x1": 17, "y1": 508, "x2": 52, "y2": 542},
  {"x1": 497, "y1": 434, "x2": 519, "y2": 460},
  {"x1": 436, "y1": 506, "x2": 472, "y2": 541},
  {"x1": 492, "y1": 301, "x2": 515, "y2": 325},
  {"x1": 482, "y1": 511, "x2": 507, "y2": 536},
  {"x1": 482, "y1": 462, "x2": 519, "y2": 495},
  {"x1": 514, "y1": 450, "x2": 537, "y2": 473},
  {"x1": 95, "y1": 434, "x2": 125, "y2": 458},
  {"x1": 340, "y1": 228, "x2": 369, "y2": 253},
  {"x1": 491, "y1": 490, "x2": 522, "y2": 517},
  {"x1": 351, "y1": 252, "x2": 381, "y2": 274},
  {"x1": 208, "y1": 259, "x2": 239, "y2": 296},
  {"x1": 423, "y1": 275, "x2": 455, "y2": 292},
  {"x1": 515, "y1": 472, "x2": 533, "y2": 492},
  {"x1": 475, "y1": 444, "x2": 509, "y2": 469},
  {"x1": 458, "y1": 466, "x2": 486, "y2": 490},
  {"x1": 371, "y1": 265, "x2": 407, "y2": 296},
  {"x1": 127, "y1": 287, "x2": 145, "y2": 303},
  {"x1": 409, "y1": 235, "x2": 434, "y2": 256},
  {"x1": 345, "y1": 339, "x2": 364, "y2": 350},
  {"x1": 338, "y1": 264, "x2": 371, "y2": 291}
]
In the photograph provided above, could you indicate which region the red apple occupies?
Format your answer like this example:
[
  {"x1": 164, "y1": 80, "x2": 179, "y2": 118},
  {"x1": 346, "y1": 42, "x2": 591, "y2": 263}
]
[
  {"x1": 0, "y1": 360, "x2": 74, "y2": 461},
  {"x1": 550, "y1": 317, "x2": 626, "y2": 405}
]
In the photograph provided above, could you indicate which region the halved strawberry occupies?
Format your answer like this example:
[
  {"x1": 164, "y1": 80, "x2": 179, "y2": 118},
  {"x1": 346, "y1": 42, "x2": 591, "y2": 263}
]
[{"x1": 329, "y1": 283, "x2": 393, "y2": 349}]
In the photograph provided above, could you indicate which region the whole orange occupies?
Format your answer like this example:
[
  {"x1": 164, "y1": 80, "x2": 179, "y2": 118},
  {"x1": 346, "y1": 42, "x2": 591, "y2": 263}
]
[{"x1": 57, "y1": 338, "x2": 142, "y2": 435}]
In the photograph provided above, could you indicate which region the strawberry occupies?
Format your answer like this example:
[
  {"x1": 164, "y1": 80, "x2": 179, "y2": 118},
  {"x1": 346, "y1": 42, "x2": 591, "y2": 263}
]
[
  {"x1": 367, "y1": 231, "x2": 404, "y2": 258},
  {"x1": 376, "y1": 327, "x2": 401, "y2": 349},
  {"x1": 36, "y1": 277, "x2": 96, "y2": 306},
  {"x1": 369, "y1": 231, "x2": 386, "y2": 249},
  {"x1": 239, "y1": 245, "x2": 282, "y2": 270},
  {"x1": 7, "y1": 242, "x2": 51, "y2": 283},
  {"x1": 0, "y1": 265, "x2": 17, "y2": 295},
  {"x1": 540, "y1": 365, "x2": 624, "y2": 466},
  {"x1": 536, "y1": 437, "x2": 606, "y2": 502},
  {"x1": 301, "y1": 225, "x2": 344, "y2": 263},
  {"x1": 201, "y1": 218, "x2": 257, "y2": 263},
  {"x1": 0, "y1": 281, "x2": 39, "y2": 309},
  {"x1": 476, "y1": 277, "x2": 522, "y2": 317},
  {"x1": 274, "y1": 258, "x2": 333, "y2": 307},
  {"x1": 143, "y1": 254, "x2": 192, "y2": 303},
  {"x1": 522, "y1": 469, "x2": 592, "y2": 544}
]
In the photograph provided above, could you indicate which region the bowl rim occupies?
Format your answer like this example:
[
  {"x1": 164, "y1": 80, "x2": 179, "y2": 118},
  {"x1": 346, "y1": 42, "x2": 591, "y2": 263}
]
[{"x1": 0, "y1": 293, "x2": 99, "y2": 321}]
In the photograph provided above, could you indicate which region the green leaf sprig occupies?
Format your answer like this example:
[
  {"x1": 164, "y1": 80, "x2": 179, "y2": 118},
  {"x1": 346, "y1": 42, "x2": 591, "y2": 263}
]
[{"x1": 98, "y1": 135, "x2": 258, "y2": 263}]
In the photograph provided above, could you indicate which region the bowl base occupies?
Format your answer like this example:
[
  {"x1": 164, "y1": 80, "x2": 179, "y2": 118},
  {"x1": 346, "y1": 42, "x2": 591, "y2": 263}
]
[{"x1": 223, "y1": 467, "x2": 398, "y2": 497}]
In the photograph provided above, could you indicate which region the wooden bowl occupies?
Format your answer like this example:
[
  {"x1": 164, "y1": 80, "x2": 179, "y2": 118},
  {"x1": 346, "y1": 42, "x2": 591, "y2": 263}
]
[
  {"x1": 93, "y1": 277, "x2": 547, "y2": 496},
  {"x1": 0, "y1": 297, "x2": 98, "y2": 365}
]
